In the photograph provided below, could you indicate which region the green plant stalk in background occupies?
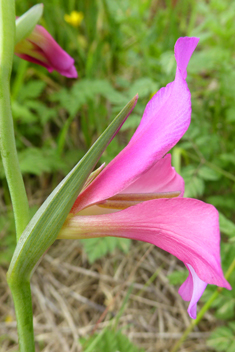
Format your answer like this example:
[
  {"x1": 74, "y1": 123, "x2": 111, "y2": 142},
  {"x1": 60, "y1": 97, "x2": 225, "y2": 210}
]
[
  {"x1": 0, "y1": 0, "x2": 30, "y2": 240},
  {"x1": 170, "y1": 257, "x2": 235, "y2": 352}
]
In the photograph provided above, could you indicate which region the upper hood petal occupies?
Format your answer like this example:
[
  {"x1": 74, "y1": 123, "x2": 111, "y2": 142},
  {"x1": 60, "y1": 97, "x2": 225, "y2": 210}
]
[
  {"x1": 122, "y1": 154, "x2": 184, "y2": 196},
  {"x1": 71, "y1": 37, "x2": 199, "y2": 213}
]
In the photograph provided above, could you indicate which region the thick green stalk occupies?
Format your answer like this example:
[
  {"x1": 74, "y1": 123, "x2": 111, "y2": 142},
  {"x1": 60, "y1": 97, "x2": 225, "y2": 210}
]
[
  {"x1": 9, "y1": 280, "x2": 35, "y2": 352},
  {"x1": 0, "y1": 0, "x2": 30, "y2": 239},
  {"x1": 170, "y1": 257, "x2": 235, "y2": 352}
]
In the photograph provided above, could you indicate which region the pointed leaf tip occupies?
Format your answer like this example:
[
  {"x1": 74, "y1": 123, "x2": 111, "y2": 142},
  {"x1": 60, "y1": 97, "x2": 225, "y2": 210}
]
[{"x1": 110, "y1": 94, "x2": 138, "y2": 140}]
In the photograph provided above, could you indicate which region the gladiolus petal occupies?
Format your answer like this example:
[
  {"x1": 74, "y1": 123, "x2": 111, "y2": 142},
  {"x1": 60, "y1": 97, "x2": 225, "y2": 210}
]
[
  {"x1": 71, "y1": 37, "x2": 198, "y2": 213},
  {"x1": 122, "y1": 154, "x2": 184, "y2": 196},
  {"x1": 63, "y1": 198, "x2": 231, "y2": 292},
  {"x1": 179, "y1": 264, "x2": 207, "y2": 319}
]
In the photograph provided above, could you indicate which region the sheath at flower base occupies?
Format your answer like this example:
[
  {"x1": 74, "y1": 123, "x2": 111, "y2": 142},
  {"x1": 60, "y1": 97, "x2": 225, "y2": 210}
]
[
  {"x1": 58, "y1": 37, "x2": 231, "y2": 319},
  {"x1": 15, "y1": 24, "x2": 77, "y2": 78}
]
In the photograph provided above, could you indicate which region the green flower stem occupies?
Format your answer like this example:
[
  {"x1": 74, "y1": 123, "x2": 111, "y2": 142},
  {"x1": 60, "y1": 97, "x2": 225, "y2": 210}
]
[
  {"x1": 1, "y1": 1, "x2": 33, "y2": 350},
  {"x1": 0, "y1": 0, "x2": 30, "y2": 240},
  {"x1": 170, "y1": 257, "x2": 235, "y2": 352},
  {"x1": 9, "y1": 280, "x2": 35, "y2": 352}
]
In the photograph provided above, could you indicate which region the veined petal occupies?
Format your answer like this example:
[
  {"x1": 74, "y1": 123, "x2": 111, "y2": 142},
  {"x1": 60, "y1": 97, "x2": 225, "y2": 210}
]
[
  {"x1": 178, "y1": 264, "x2": 207, "y2": 319},
  {"x1": 63, "y1": 198, "x2": 231, "y2": 292},
  {"x1": 129, "y1": 37, "x2": 199, "y2": 142},
  {"x1": 71, "y1": 37, "x2": 198, "y2": 213}
]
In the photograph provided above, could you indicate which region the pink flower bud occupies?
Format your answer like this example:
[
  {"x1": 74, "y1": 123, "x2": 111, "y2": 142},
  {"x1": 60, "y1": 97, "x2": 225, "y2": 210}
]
[{"x1": 15, "y1": 24, "x2": 77, "y2": 78}]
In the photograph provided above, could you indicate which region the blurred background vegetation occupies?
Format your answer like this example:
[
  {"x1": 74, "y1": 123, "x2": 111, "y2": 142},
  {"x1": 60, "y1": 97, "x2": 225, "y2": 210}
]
[{"x1": 1, "y1": 0, "x2": 235, "y2": 351}]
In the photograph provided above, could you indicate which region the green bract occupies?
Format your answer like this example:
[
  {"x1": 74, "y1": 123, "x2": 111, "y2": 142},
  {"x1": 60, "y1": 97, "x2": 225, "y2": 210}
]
[
  {"x1": 15, "y1": 4, "x2": 43, "y2": 44},
  {"x1": 7, "y1": 94, "x2": 137, "y2": 284}
]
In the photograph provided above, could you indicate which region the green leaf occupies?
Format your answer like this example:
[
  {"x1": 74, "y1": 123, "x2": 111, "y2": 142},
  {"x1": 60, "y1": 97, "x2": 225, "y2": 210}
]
[
  {"x1": 18, "y1": 80, "x2": 46, "y2": 101},
  {"x1": 81, "y1": 328, "x2": 145, "y2": 352},
  {"x1": 228, "y1": 341, "x2": 235, "y2": 352},
  {"x1": 12, "y1": 101, "x2": 38, "y2": 123},
  {"x1": 81, "y1": 237, "x2": 131, "y2": 263},
  {"x1": 207, "y1": 195, "x2": 235, "y2": 211},
  {"x1": 220, "y1": 153, "x2": 235, "y2": 165},
  {"x1": 167, "y1": 269, "x2": 188, "y2": 286},
  {"x1": 25, "y1": 100, "x2": 57, "y2": 125},
  {"x1": 207, "y1": 326, "x2": 235, "y2": 351},
  {"x1": 181, "y1": 166, "x2": 207, "y2": 198},
  {"x1": 184, "y1": 174, "x2": 205, "y2": 198},
  {"x1": 128, "y1": 77, "x2": 159, "y2": 99},
  {"x1": 18, "y1": 148, "x2": 67, "y2": 175},
  {"x1": 219, "y1": 212, "x2": 235, "y2": 238},
  {"x1": 198, "y1": 165, "x2": 220, "y2": 180},
  {"x1": 226, "y1": 108, "x2": 235, "y2": 123},
  {"x1": 228, "y1": 322, "x2": 235, "y2": 332},
  {"x1": 215, "y1": 300, "x2": 235, "y2": 320},
  {"x1": 186, "y1": 176, "x2": 205, "y2": 197},
  {"x1": 188, "y1": 48, "x2": 230, "y2": 74},
  {"x1": 50, "y1": 88, "x2": 76, "y2": 116},
  {"x1": 7, "y1": 95, "x2": 137, "y2": 285},
  {"x1": 51, "y1": 79, "x2": 128, "y2": 117},
  {"x1": 120, "y1": 113, "x2": 141, "y2": 131},
  {"x1": 159, "y1": 51, "x2": 176, "y2": 75}
]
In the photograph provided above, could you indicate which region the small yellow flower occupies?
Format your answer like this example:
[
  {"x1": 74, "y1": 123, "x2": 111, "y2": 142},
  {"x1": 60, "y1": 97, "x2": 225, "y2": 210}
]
[
  {"x1": 64, "y1": 11, "x2": 84, "y2": 27},
  {"x1": 5, "y1": 314, "x2": 14, "y2": 323}
]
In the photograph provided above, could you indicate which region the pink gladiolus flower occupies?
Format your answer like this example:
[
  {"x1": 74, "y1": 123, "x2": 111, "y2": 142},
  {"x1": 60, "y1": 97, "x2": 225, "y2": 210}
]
[
  {"x1": 15, "y1": 25, "x2": 77, "y2": 78},
  {"x1": 59, "y1": 37, "x2": 231, "y2": 319}
]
